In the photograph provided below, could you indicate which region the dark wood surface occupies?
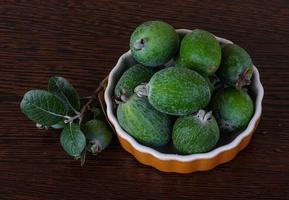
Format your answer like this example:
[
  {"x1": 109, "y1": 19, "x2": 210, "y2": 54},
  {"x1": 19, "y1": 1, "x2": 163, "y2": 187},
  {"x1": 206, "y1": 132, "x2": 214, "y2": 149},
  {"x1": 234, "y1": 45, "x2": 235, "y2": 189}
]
[{"x1": 0, "y1": 1, "x2": 288, "y2": 199}]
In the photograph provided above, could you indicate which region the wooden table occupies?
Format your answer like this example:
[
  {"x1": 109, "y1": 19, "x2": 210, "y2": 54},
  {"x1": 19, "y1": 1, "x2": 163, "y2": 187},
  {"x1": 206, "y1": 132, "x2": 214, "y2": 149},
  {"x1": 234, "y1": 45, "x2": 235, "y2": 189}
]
[{"x1": 1, "y1": 1, "x2": 288, "y2": 199}]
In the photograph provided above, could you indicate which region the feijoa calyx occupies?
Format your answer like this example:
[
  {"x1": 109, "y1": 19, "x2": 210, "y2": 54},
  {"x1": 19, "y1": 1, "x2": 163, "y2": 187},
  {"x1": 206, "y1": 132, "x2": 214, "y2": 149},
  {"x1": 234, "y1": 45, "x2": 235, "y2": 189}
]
[
  {"x1": 130, "y1": 21, "x2": 179, "y2": 67},
  {"x1": 117, "y1": 94, "x2": 171, "y2": 147},
  {"x1": 217, "y1": 43, "x2": 253, "y2": 89},
  {"x1": 180, "y1": 29, "x2": 221, "y2": 76},
  {"x1": 136, "y1": 67, "x2": 211, "y2": 116},
  {"x1": 172, "y1": 110, "x2": 220, "y2": 154},
  {"x1": 114, "y1": 64, "x2": 155, "y2": 99},
  {"x1": 211, "y1": 87, "x2": 254, "y2": 133}
]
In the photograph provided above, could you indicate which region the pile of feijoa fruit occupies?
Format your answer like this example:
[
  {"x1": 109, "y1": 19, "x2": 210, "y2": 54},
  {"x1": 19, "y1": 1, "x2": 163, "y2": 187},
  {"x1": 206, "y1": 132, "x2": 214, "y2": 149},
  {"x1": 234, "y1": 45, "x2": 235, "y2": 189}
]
[{"x1": 114, "y1": 21, "x2": 254, "y2": 155}]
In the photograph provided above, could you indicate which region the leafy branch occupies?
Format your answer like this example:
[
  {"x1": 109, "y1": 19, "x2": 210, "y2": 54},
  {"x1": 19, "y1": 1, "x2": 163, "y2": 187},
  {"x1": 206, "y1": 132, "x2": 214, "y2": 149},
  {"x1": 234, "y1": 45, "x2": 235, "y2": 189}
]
[{"x1": 20, "y1": 76, "x2": 112, "y2": 166}]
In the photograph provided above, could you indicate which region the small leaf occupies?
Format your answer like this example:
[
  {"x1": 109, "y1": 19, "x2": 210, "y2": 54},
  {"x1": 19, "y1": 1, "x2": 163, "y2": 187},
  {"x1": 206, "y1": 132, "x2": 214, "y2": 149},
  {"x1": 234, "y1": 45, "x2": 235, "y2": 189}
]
[
  {"x1": 48, "y1": 76, "x2": 80, "y2": 113},
  {"x1": 20, "y1": 90, "x2": 67, "y2": 125},
  {"x1": 60, "y1": 123, "x2": 86, "y2": 157}
]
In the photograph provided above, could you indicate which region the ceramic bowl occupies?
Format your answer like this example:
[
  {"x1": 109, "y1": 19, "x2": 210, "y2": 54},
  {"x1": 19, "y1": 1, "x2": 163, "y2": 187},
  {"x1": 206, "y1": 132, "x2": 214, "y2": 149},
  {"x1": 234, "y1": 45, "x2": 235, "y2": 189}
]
[{"x1": 103, "y1": 29, "x2": 264, "y2": 173}]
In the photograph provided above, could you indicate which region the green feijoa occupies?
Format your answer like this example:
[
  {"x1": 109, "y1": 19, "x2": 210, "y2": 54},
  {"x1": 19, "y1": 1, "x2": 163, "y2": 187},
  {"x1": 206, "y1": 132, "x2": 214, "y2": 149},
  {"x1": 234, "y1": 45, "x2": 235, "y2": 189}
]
[
  {"x1": 174, "y1": 54, "x2": 190, "y2": 68},
  {"x1": 180, "y1": 29, "x2": 221, "y2": 76},
  {"x1": 217, "y1": 43, "x2": 253, "y2": 89},
  {"x1": 172, "y1": 110, "x2": 220, "y2": 154},
  {"x1": 211, "y1": 87, "x2": 254, "y2": 132},
  {"x1": 130, "y1": 21, "x2": 179, "y2": 67},
  {"x1": 82, "y1": 120, "x2": 112, "y2": 154},
  {"x1": 147, "y1": 67, "x2": 211, "y2": 116},
  {"x1": 114, "y1": 64, "x2": 155, "y2": 98},
  {"x1": 117, "y1": 94, "x2": 171, "y2": 147}
]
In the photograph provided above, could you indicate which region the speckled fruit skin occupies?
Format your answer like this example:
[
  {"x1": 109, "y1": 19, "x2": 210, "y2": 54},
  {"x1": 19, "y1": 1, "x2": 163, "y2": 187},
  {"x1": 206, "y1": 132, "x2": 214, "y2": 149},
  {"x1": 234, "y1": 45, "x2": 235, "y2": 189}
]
[
  {"x1": 211, "y1": 88, "x2": 254, "y2": 132},
  {"x1": 217, "y1": 43, "x2": 253, "y2": 87},
  {"x1": 148, "y1": 67, "x2": 211, "y2": 116},
  {"x1": 203, "y1": 76, "x2": 214, "y2": 94},
  {"x1": 180, "y1": 29, "x2": 221, "y2": 76},
  {"x1": 174, "y1": 54, "x2": 190, "y2": 68},
  {"x1": 117, "y1": 94, "x2": 171, "y2": 147},
  {"x1": 172, "y1": 112, "x2": 220, "y2": 154},
  {"x1": 174, "y1": 57, "x2": 214, "y2": 93},
  {"x1": 130, "y1": 21, "x2": 179, "y2": 67},
  {"x1": 82, "y1": 120, "x2": 112, "y2": 152},
  {"x1": 114, "y1": 64, "x2": 155, "y2": 98}
]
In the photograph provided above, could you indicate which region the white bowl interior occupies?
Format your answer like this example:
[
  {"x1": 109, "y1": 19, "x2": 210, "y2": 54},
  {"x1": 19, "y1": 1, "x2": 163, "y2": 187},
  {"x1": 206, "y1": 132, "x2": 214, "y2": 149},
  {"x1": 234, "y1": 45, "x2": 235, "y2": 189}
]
[{"x1": 104, "y1": 29, "x2": 264, "y2": 162}]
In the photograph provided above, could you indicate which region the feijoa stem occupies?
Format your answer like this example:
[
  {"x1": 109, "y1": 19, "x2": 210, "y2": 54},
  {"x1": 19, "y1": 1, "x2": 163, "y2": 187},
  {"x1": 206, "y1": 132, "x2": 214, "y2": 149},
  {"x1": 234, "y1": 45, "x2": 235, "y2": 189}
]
[
  {"x1": 236, "y1": 68, "x2": 252, "y2": 89},
  {"x1": 133, "y1": 38, "x2": 146, "y2": 51},
  {"x1": 115, "y1": 89, "x2": 129, "y2": 104},
  {"x1": 204, "y1": 111, "x2": 212, "y2": 121},
  {"x1": 134, "y1": 83, "x2": 149, "y2": 97},
  {"x1": 196, "y1": 110, "x2": 212, "y2": 123},
  {"x1": 197, "y1": 110, "x2": 206, "y2": 119},
  {"x1": 120, "y1": 93, "x2": 129, "y2": 102},
  {"x1": 89, "y1": 139, "x2": 102, "y2": 154}
]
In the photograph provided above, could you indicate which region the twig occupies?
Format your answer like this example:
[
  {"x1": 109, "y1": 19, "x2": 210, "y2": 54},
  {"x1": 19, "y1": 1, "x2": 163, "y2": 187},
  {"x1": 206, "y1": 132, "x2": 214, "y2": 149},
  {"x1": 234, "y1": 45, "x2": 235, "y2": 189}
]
[
  {"x1": 63, "y1": 79, "x2": 106, "y2": 124},
  {"x1": 78, "y1": 79, "x2": 106, "y2": 124}
]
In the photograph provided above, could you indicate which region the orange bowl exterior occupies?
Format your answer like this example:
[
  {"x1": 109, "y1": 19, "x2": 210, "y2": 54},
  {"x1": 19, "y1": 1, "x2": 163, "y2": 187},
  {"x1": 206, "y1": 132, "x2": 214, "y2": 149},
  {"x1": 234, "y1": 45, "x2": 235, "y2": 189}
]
[
  {"x1": 98, "y1": 78, "x2": 260, "y2": 173},
  {"x1": 117, "y1": 121, "x2": 259, "y2": 173}
]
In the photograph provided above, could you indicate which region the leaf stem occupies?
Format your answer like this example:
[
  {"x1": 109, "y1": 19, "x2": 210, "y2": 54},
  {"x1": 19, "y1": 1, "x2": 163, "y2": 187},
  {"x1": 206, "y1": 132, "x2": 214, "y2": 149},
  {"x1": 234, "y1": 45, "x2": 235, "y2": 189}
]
[
  {"x1": 64, "y1": 114, "x2": 80, "y2": 124},
  {"x1": 64, "y1": 79, "x2": 106, "y2": 124}
]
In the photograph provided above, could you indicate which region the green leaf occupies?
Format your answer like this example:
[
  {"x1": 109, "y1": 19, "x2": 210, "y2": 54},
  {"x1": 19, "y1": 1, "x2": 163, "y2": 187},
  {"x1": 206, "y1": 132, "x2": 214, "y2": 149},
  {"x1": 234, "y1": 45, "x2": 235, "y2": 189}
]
[
  {"x1": 51, "y1": 120, "x2": 66, "y2": 129},
  {"x1": 60, "y1": 123, "x2": 86, "y2": 157},
  {"x1": 20, "y1": 90, "x2": 67, "y2": 125},
  {"x1": 48, "y1": 76, "x2": 80, "y2": 113}
]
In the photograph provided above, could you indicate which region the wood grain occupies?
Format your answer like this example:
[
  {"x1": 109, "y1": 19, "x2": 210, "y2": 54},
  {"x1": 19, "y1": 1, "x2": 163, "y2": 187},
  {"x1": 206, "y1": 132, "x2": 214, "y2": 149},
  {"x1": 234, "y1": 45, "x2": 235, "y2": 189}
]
[{"x1": 0, "y1": 0, "x2": 288, "y2": 199}]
